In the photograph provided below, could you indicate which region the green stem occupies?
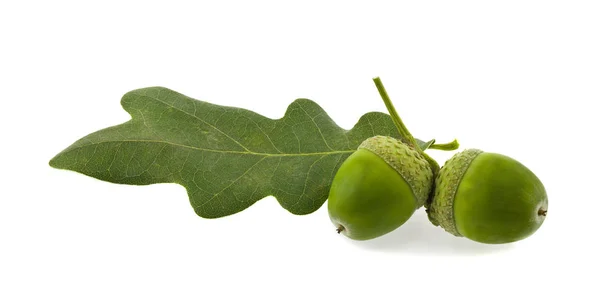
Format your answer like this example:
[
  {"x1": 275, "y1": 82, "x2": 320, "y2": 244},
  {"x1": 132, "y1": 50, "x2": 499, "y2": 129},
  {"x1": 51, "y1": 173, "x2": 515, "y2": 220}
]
[
  {"x1": 429, "y1": 139, "x2": 459, "y2": 151},
  {"x1": 372, "y1": 77, "x2": 440, "y2": 176},
  {"x1": 372, "y1": 77, "x2": 419, "y2": 149}
]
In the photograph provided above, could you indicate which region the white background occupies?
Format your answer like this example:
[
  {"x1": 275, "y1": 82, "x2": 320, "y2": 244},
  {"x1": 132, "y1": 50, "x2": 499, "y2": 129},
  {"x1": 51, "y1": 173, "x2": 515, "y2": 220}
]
[{"x1": 1, "y1": 1, "x2": 599, "y2": 287}]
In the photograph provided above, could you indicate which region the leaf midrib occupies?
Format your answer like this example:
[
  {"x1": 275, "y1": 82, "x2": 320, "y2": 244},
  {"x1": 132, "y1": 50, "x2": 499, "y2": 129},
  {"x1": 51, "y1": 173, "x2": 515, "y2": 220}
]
[{"x1": 68, "y1": 139, "x2": 355, "y2": 157}]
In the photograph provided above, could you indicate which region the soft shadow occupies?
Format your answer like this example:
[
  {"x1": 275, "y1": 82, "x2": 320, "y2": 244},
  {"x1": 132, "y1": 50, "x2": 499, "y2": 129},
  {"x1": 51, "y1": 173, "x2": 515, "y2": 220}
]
[{"x1": 349, "y1": 209, "x2": 514, "y2": 255}]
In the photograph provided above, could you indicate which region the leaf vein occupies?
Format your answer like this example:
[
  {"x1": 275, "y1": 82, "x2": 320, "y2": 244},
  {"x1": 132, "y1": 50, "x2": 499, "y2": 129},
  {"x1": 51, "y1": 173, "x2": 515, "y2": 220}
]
[
  {"x1": 297, "y1": 103, "x2": 334, "y2": 151},
  {"x1": 199, "y1": 156, "x2": 267, "y2": 208},
  {"x1": 292, "y1": 154, "x2": 328, "y2": 208},
  {"x1": 139, "y1": 93, "x2": 252, "y2": 152}
]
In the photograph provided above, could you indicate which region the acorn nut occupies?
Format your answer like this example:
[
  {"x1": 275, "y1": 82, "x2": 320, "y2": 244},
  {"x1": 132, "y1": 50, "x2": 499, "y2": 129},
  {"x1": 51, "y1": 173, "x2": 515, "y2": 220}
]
[
  {"x1": 328, "y1": 135, "x2": 433, "y2": 240},
  {"x1": 426, "y1": 149, "x2": 548, "y2": 244}
]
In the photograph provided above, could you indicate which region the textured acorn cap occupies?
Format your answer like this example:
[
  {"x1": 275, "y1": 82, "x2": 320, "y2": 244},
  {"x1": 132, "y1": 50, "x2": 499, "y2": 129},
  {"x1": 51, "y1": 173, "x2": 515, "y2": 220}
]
[
  {"x1": 426, "y1": 148, "x2": 483, "y2": 236},
  {"x1": 358, "y1": 135, "x2": 433, "y2": 207}
]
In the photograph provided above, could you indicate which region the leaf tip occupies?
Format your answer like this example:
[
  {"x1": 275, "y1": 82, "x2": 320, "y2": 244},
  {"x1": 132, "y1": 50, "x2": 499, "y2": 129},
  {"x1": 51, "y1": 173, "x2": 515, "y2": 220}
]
[{"x1": 48, "y1": 153, "x2": 63, "y2": 169}]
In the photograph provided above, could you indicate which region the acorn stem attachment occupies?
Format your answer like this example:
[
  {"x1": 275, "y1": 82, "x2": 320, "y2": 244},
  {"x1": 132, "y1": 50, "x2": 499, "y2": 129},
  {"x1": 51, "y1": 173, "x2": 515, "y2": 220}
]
[{"x1": 430, "y1": 139, "x2": 460, "y2": 151}]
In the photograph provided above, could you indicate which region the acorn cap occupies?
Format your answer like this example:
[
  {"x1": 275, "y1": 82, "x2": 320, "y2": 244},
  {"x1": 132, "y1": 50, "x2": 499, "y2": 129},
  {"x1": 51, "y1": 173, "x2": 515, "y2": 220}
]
[
  {"x1": 358, "y1": 135, "x2": 433, "y2": 208},
  {"x1": 426, "y1": 148, "x2": 483, "y2": 236}
]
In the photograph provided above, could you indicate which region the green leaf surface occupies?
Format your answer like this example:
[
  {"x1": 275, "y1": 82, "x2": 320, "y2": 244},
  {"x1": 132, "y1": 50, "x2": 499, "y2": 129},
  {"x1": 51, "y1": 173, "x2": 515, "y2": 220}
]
[{"x1": 50, "y1": 87, "x2": 422, "y2": 218}]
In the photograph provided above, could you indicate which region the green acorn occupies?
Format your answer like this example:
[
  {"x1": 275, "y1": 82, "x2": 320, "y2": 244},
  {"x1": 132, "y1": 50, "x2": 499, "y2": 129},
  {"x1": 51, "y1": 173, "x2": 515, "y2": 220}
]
[
  {"x1": 328, "y1": 135, "x2": 433, "y2": 240},
  {"x1": 426, "y1": 149, "x2": 548, "y2": 244}
]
